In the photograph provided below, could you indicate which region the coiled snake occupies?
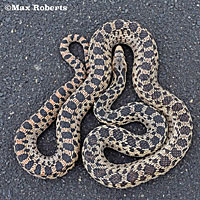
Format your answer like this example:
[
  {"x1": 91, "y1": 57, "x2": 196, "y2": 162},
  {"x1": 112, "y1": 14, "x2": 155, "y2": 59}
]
[{"x1": 14, "y1": 20, "x2": 193, "y2": 188}]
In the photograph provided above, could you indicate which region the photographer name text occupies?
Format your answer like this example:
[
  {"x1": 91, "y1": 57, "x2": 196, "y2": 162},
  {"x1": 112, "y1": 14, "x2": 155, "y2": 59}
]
[{"x1": 5, "y1": 4, "x2": 68, "y2": 11}]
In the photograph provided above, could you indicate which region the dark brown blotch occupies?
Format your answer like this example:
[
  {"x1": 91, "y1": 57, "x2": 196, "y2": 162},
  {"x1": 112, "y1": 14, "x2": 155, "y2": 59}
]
[
  {"x1": 88, "y1": 135, "x2": 97, "y2": 146},
  {"x1": 93, "y1": 168, "x2": 107, "y2": 178},
  {"x1": 179, "y1": 113, "x2": 190, "y2": 122},
  {"x1": 129, "y1": 22, "x2": 138, "y2": 32},
  {"x1": 177, "y1": 138, "x2": 187, "y2": 147},
  {"x1": 113, "y1": 129, "x2": 123, "y2": 141},
  {"x1": 144, "y1": 164, "x2": 156, "y2": 175},
  {"x1": 143, "y1": 83, "x2": 153, "y2": 92},
  {"x1": 152, "y1": 91, "x2": 161, "y2": 99},
  {"x1": 115, "y1": 19, "x2": 124, "y2": 29},
  {"x1": 109, "y1": 173, "x2": 122, "y2": 185},
  {"x1": 104, "y1": 23, "x2": 112, "y2": 33},
  {"x1": 127, "y1": 170, "x2": 138, "y2": 184},
  {"x1": 159, "y1": 156, "x2": 171, "y2": 167},
  {"x1": 99, "y1": 127, "x2": 109, "y2": 138},
  {"x1": 95, "y1": 32, "x2": 104, "y2": 43},
  {"x1": 180, "y1": 126, "x2": 191, "y2": 135},
  {"x1": 139, "y1": 30, "x2": 148, "y2": 39},
  {"x1": 126, "y1": 136, "x2": 136, "y2": 147},
  {"x1": 171, "y1": 148, "x2": 182, "y2": 158},
  {"x1": 84, "y1": 150, "x2": 96, "y2": 163},
  {"x1": 172, "y1": 103, "x2": 183, "y2": 112},
  {"x1": 162, "y1": 96, "x2": 173, "y2": 105}
]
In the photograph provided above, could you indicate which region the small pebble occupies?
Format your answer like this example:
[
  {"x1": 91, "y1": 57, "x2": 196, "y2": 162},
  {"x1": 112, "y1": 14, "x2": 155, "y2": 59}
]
[
  {"x1": 197, "y1": 20, "x2": 200, "y2": 26},
  {"x1": 5, "y1": 17, "x2": 10, "y2": 23},
  {"x1": 124, "y1": 9, "x2": 128, "y2": 13},
  {"x1": 34, "y1": 64, "x2": 42, "y2": 71}
]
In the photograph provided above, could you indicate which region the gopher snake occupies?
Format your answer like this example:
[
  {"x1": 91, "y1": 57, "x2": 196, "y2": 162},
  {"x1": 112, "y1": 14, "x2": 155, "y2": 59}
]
[{"x1": 14, "y1": 20, "x2": 193, "y2": 188}]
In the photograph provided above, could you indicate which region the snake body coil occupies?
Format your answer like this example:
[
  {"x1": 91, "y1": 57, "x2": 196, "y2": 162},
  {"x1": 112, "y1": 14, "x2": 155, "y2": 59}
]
[
  {"x1": 14, "y1": 20, "x2": 193, "y2": 188},
  {"x1": 82, "y1": 20, "x2": 193, "y2": 188},
  {"x1": 14, "y1": 34, "x2": 90, "y2": 178}
]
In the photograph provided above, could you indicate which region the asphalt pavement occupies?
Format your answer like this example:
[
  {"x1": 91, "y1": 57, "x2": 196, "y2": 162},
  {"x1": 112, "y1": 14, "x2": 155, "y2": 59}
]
[{"x1": 0, "y1": 0, "x2": 200, "y2": 199}]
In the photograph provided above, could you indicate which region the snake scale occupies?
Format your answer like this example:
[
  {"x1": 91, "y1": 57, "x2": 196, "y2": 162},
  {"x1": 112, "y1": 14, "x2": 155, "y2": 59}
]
[{"x1": 14, "y1": 19, "x2": 193, "y2": 188}]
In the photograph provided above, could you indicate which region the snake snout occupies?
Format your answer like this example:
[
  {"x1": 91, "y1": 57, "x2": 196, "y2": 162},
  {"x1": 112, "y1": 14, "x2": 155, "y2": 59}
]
[{"x1": 115, "y1": 45, "x2": 123, "y2": 52}]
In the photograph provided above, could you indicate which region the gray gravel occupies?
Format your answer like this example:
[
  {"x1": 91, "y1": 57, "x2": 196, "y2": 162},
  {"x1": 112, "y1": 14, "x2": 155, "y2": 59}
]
[{"x1": 0, "y1": 0, "x2": 200, "y2": 200}]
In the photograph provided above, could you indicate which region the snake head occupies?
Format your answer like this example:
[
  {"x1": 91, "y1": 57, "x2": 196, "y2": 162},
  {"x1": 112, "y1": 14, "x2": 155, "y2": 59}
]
[{"x1": 112, "y1": 45, "x2": 127, "y2": 77}]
